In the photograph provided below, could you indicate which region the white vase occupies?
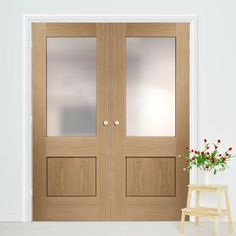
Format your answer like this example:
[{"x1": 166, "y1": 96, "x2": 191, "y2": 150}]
[
  {"x1": 204, "y1": 171, "x2": 210, "y2": 185},
  {"x1": 197, "y1": 169, "x2": 212, "y2": 185}
]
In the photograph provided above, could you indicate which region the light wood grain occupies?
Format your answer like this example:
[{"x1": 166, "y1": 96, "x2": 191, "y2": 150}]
[
  {"x1": 110, "y1": 23, "x2": 126, "y2": 220},
  {"x1": 189, "y1": 185, "x2": 228, "y2": 192},
  {"x1": 214, "y1": 216, "x2": 220, "y2": 236},
  {"x1": 180, "y1": 185, "x2": 233, "y2": 236},
  {"x1": 126, "y1": 157, "x2": 175, "y2": 196},
  {"x1": 182, "y1": 207, "x2": 228, "y2": 217},
  {"x1": 95, "y1": 23, "x2": 111, "y2": 220},
  {"x1": 225, "y1": 190, "x2": 233, "y2": 232},
  {"x1": 46, "y1": 137, "x2": 96, "y2": 156},
  {"x1": 33, "y1": 22, "x2": 190, "y2": 221},
  {"x1": 126, "y1": 137, "x2": 176, "y2": 156},
  {"x1": 126, "y1": 23, "x2": 176, "y2": 36},
  {"x1": 180, "y1": 211, "x2": 185, "y2": 233},
  {"x1": 46, "y1": 23, "x2": 96, "y2": 36},
  {"x1": 195, "y1": 191, "x2": 200, "y2": 225},
  {"x1": 32, "y1": 23, "x2": 47, "y2": 220},
  {"x1": 111, "y1": 23, "x2": 190, "y2": 220},
  {"x1": 33, "y1": 23, "x2": 110, "y2": 220},
  {"x1": 47, "y1": 157, "x2": 96, "y2": 196},
  {"x1": 175, "y1": 23, "x2": 190, "y2": 219}
]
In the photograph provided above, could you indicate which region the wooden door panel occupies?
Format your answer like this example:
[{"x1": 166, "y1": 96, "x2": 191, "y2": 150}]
[
  {"x1": 47, "y1": 157, "x2": 96, "y2": 196},
  {"x1": 33, "y1": 23, "x2": 189, "y2": 221},
  {"x1": 110, "y1": 23, "x2": 189, "y2": 220},
  {"x1": 33, "y1": 23, "x2": 110, "y2": 220},
  {"x1": 126, "y1": 157, "x2": 175, "y2": 196}
]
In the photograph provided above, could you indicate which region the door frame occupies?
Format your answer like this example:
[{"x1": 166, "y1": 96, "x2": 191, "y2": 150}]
[{"x1": 22, "y1": 14, "x2": 198, "y2": 222}]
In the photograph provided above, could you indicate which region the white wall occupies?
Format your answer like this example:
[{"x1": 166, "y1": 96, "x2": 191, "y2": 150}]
[{"x1": 0, "y1": 0, "x2": 236, "y2": 221}]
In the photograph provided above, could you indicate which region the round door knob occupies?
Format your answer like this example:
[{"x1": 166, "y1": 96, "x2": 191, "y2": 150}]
[
  {"x1": 103, "y1": 121, "x2": 109, "y2": 126},
  {"x1": 114, "y1": 121, "x2": 120, "y2": 126}
]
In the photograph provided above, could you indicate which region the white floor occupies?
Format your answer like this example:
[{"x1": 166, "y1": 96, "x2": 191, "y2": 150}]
[{"x1": 0, "y1": 222, "x2": 235, "y2": 236}]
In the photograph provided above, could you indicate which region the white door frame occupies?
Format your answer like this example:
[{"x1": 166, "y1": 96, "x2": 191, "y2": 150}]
[{"x1": 22, "y1": 14, "x2": 198, "y2": 222}]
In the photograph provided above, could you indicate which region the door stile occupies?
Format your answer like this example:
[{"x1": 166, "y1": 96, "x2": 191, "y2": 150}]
[
  {"x1": 96, "y1": 23, "x2": 111, "y2": 220},
  {"x1": 175, "y1": 23, "x2": 190, "y2": 218},
  {"x1": 32, "y1": 23, "x2": 47, "y2": 220},
  {"x1": 110, "y1": 23, "x2": 126, "y2": 220}
]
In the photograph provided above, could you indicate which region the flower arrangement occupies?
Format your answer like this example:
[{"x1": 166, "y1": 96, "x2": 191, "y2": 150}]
[{"x1": 184, "y1": 139, "x2": 233, "y2": 175}]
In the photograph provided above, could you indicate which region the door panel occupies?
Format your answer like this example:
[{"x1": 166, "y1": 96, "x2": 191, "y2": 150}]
[
  {"x1": 47, "y1": 157, "x2": 96, "y2": 196},
  {"x1": 126, "y1": 157, "x2": 175, "y2": 196},
  {"x1": 110, "y1": 23, "x2": 189, "y2": 220},
  {"x1": 33, "y1": 23, "x2": 189, "y2": 221},
  {"x1": 33, "y1": 23, "x2": 110, "y2": 220}
]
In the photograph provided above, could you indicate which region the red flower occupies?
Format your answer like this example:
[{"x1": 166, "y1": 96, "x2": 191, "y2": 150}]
[
  {"x1": 214, "y1": 145, "x2": 218, "y2": 149},
  {"x1": 194, "y1": 151, "x2": 198, "y2": 154},
  {"x1": 217, "y1": 139, "x2": 221, "y2": 143},
  {"x1": 226, "y1": 153, "x2": 229, "y2": 156},
  {"x1": 201, "y1": 151, "x2": 204, "y2": 155},
  {"x1": 192, "y1": 158, "x2": 195, "y2": 161},
  {"x1": 207, "y1": 152, "x2": 210, "y2": 155},
  {"x1": 191, "y1": 149, "x2": 194, "y2": 152},
  {"x1": 211, "y1": 157, "x2": 215, "y2": 163},
  {"x1": 206, "y1": 157, "x2": 209, "y2": 160},
  {"x1": 204, "y1": 139, "x2": 207, "y2": 142},
  {"x1": 229, "y1": 147, "x2": 232, "y2": 151},
  {"x1": 222, "y1": 157, "x2": 226, "y2": 162}
]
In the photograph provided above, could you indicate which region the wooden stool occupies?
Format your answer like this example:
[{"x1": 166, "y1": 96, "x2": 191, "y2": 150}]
[{"x1": 180, "y1": 185, "x2": 233, "y2": 236}]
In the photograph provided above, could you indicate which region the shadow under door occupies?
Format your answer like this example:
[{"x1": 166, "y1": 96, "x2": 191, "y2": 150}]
[{"x1": 33, "y1": 23, "x2": 189, "y2": 220}]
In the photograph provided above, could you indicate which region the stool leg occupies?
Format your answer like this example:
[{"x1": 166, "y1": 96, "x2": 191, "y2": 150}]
[
  {"x1": 214, "y1": 216, "x2": 220, "y2": 236},
  {"x1": 224, "y1": 190, "x2": 233, "y2": 232},
  {"x1": 179, "y1": 212, "x2": 185, "y2": 233},
  {"x1": 195, "y1": 190, "x2": 200, "y2": 226}
]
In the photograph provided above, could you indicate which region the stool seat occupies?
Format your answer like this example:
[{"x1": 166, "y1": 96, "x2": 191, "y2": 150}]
[
  {"x1": 188, "y1": 184, "x2": 228, "y2": 191},
  {"x1": 182, "y1": 207, "x2": 228, "y2": 217}
]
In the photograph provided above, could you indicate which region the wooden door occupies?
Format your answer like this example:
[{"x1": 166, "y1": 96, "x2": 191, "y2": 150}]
[
  {"x1": 33, "y1": 23, "x2": 189, "y2": 221},
  {"x1": 110, "y1": 23, "x2": 189, "y2": 220},
  {"x1": 33, "y1": 23, "x2": 111, "y2": 220}
]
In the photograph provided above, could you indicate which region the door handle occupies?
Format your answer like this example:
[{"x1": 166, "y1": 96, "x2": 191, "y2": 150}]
[
  {"x1": 103, "y1": 121, "x2": 109, "y2": 126},
  {"x1": 114, "y1": 121, "x2": 120, "y2": 126}
]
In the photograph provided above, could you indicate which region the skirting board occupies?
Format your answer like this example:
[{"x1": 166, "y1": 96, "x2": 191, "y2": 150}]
[{"x1": 0, "y1": 212, "x2": 23, "y2": 222}]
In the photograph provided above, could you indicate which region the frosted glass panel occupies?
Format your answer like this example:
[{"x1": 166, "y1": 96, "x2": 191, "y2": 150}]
[
  {"x1": 47, "y1": 38, "x2": 96, "y2": 136},
  {"x1": 126, "y1": 38, "x2": 175, "y2": 136}
]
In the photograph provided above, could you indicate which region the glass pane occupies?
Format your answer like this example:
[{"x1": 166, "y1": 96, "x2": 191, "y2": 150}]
[
  {"x1": 47, "y1": 38, "x2": 96, "y2": 136},
  {"x1": 126, "y1": 38, "x2": 175, "y2": 136}
]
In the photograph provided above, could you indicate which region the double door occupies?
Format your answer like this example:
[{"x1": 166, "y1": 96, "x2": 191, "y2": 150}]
[{"x1": 33, "y1": 23, "x2": 189, "y2": 220}]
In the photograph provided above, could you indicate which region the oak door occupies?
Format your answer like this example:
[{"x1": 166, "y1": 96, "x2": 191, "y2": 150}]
[
  {"x1": 33, "y1": 23, "x2": 111, "y2": 220},
  {"x1": 33, "y1": 23, "x2": 189, "y2": 221},
  {"x1": 110, "y1": 23, "x2": 189, "y2": 220}
]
